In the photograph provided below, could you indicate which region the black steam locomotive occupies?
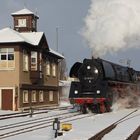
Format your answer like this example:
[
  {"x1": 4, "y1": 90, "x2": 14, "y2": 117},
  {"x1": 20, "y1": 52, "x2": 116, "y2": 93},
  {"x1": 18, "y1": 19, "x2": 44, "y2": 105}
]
[{"x1": 69, "y1": 58, "x2": 140, "y2": 113}]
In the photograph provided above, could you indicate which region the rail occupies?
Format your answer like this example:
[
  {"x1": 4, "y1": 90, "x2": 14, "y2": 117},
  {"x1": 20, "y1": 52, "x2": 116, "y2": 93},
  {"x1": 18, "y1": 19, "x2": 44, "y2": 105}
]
[
  {"x1": 0, "y1": 111, "x2": 80, "y2": 139},
  {"x1": 88, "y1": 109, "x2": 138, "y2": 140}
]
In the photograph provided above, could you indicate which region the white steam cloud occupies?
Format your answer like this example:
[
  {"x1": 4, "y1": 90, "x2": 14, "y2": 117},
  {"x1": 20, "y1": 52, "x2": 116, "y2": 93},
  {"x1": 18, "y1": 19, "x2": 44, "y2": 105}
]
[
  {"x1": 111, "y1": 86, "x2": 140, "y2": 112},
  {"x1": 82, "y1": 0, "x2": 140, "y2": 57}
]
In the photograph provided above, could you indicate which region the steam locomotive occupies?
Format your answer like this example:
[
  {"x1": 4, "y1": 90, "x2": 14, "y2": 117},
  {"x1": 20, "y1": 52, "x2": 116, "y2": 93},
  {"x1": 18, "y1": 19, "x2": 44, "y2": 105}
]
[{"x1": 69, "y1": 58, "x2": 140, "y2": 113}]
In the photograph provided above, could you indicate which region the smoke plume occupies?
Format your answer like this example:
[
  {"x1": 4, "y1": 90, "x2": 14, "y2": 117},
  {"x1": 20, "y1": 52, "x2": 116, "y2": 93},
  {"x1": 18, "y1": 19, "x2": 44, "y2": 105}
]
[
  {"x1": 82, "y1": 0, "x2": 140, "y2": 57},
  {"x1": 111, "y1": 86, "x2": 140, "y2": 111}
]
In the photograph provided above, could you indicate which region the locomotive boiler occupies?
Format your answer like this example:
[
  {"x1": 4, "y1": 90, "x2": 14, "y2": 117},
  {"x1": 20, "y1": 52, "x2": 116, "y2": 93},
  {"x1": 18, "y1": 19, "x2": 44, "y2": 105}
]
[{"x1": 69, "y1": 58, "x2": 140, "y2": 113}]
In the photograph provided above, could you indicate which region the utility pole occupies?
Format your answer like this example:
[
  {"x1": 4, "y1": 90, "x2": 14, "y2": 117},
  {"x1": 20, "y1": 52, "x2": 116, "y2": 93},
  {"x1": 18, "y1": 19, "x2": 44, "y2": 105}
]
[
  {"x1": 119, "y1": 58, "x2": 131, "y2": 67},
  {"x1": 56, "y1": 27, "x2": 59, "y2": 52},
  {"x1": 24, "y1": 2, "x2": 27, "y2": 8},
  {"x1": 127, "y1": 59, "x2": 131, "y2": 67}
]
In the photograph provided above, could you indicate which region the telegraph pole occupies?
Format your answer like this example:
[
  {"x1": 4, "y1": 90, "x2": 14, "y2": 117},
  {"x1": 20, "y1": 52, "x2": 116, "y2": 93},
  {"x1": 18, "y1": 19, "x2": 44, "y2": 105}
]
[
  {"x1": 56, "y1": 27, "x2": 59, "y2": 51},
  {"x1": 119, "y1": 58, "x2": 131, "y2": 67}
]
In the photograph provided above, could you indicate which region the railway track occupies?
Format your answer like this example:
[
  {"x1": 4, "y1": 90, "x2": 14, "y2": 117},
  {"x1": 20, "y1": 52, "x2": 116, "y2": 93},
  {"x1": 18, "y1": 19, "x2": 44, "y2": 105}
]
[
  {"x1": 35, "y1": 105, "x2": 72, "y2": 111},
  {"x1": 0, "y1": 106, "x2": 72, "y2": 120},
  {"x1": 88, "y1": 109, "x2": 140, "y2": 140},
  {"x1": 0, "y1": 111, "x2": 48, "y2": 120},
  {"x1": 0, "y1": 111, "x2": 79, "y2": 139},
  {"x1": 126, "y1": 126, "x2": 140, "y2": 140},
  {"x1": 0, "y1": 110, "x2": 77, "y2": 131},
  {"x1": 0, "y1": 111, "x2": 92, "y2": 139}
]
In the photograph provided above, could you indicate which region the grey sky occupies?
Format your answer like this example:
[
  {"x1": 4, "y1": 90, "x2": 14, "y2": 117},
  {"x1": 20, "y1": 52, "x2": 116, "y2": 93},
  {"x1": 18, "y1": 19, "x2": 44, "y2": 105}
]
[
  {"x1": 0, "y1": 0, "x2": 140, "y2": 72},
  {"x1": 0, "y1": 0, "x2": 91, "y2": 72}
]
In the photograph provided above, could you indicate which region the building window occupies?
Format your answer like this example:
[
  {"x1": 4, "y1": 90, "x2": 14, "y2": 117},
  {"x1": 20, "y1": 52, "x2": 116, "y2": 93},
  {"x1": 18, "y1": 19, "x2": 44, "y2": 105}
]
[
  {"x1": 31, "y1": 51, "x2": 37, "y2": 71},
  {"x1": 0, "y1": 48, "x2": 15, "y2": 69},
  {"x1": 32, "y1": 19, "x2": 36, "y2": 28},
  {"x1": 39, "y1": 91, "x2": 44, "y2": 102},
  {"x1": 49, "y1": 91, "x2": 54, "y2": 101},
  {"x1": 23, "y1": 50, "x2": 28, "y2": 71},
  {"x1": 23, "y1": 90, "x2": 29, "y2": 103},
  {"x1": 39, "y1": 53, "x2": 42, "y2": 71},
  {"x1": 46, "y1": 61, "x2": 50, "y2": 76},
  {"x1": 31, "y1": 90, "x2": 37, "y2": 102},
  {"x1": 18, "y1": 19, "x2": 27, "y2": 27},
  {"x1": 52, "y1": 63, "x2": 56, "y2": 77}
]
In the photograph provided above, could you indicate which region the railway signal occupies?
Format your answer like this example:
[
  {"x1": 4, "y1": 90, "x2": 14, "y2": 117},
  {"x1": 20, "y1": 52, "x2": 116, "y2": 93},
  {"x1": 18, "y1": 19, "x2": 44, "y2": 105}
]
[{"x1": 53, "y1": 118, "x2": 60, "y2": 138}]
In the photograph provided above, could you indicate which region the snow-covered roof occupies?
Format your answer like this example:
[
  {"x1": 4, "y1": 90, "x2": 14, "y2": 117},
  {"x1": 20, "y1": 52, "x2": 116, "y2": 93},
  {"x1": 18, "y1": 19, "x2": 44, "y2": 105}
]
[
  {"x1": 0, "y1": 27, "x2": 43, "y2": 46},
  {"x1": 0, "y1": 27, "x2": 64, "y2": 58},
  {"x1": 49, "y1": 48, "x2": 64, "y2": 59},
  {"x1": 21, "y1": 32, "x2": 44, "y2": 46},
  {"x1": 11, "y1": 8, "x2": 39, "y2": 18},
  {"x1": 0, "y1": 28, "x2": 25, "y2": 43}
]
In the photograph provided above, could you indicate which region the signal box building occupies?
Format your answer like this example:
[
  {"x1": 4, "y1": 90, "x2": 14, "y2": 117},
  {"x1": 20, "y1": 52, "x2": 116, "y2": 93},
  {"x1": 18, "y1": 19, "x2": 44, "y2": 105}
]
[{"x1": 0, "y1": 8, "x2": 64, "y2": 111}]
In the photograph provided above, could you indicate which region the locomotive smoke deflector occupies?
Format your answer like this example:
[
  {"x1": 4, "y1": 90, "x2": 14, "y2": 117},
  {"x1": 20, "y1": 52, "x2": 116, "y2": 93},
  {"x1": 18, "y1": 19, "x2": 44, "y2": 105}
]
[{"x1": 69, "y1": 62, "x2": 82, "y2": 78}]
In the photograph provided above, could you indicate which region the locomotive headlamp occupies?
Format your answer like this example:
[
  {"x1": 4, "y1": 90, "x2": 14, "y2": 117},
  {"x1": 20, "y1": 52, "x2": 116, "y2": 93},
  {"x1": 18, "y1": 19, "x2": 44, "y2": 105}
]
[
  {"x1": 74, "y1": 90, "x2": 78, "y2": 94},
  {"x1": 89, "y1": 80, "x2": 91, "y2": 83},
  {"x1": 94, "y1": 68, "x2": 98, "y2": 74},
  {"x1": 87, "y1": 65, "x2": 91, "y2": 70},
  {"x1": 96, "y1": 90, "x2": 100, "y2": 94}
]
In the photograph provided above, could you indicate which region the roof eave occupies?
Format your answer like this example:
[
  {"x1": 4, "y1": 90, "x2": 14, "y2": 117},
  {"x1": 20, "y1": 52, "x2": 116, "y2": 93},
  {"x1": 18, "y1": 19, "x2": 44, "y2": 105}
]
[
  {"x1": 47, "y1": 52, "x2": 64, "y2": 59},
  {"x1": 11, "y1": 13, "x2": 39, "y2": 19}
]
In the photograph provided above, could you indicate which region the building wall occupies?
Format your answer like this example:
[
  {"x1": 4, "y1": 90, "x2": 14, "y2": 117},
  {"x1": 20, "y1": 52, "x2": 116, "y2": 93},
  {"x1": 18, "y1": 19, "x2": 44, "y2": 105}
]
[
  {"x1": 19, "y1": 47, "x2": 31, "y2": 84},
  {"x1": 13, "y1": 15, "x2": 37, "y2": 32},
  {"x1": 43, "y1": 59, "x2": 58, "y2": 87},
  {"x1": 17, "y1": 47, "x2": 60, "y2": 110},
  {"x1": 18, "y1": 47, "x2": 59, "y2": 86},
  {"x1": 19, "y1": 89, "x2": 58, "y2": 109},
  {"x1": 0, "y1": 44, "x2": 20, "y2": 86},
  {"x1": 45, "y1": 75, "x2": 58, "y2": 87},
  {"x1": 0, "y1": 45, "x2": 20, "y2": 110},
  {"x1": 0, "y1": 87, "x2": 17, "y2": 110},
  {"x1": 0, "y1": 43, "x2": 60, "y2": 111}
]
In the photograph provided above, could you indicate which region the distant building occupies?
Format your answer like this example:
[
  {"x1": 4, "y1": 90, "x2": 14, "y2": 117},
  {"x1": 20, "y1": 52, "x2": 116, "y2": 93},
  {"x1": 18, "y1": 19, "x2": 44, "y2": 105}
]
[
  {"x1": 0, "y1": 8, "x2": 64, "y2": 111},
  {"x1": 59, "y1": 80, "x2": 71, "y2": 103}
]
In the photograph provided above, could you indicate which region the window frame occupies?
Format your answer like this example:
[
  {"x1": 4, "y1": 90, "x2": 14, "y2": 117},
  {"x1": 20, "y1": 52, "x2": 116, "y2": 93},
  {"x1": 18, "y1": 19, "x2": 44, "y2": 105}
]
[
  {"x1": 31, "y1": 51, "x2": 37, "y2": 71},
  {"x1": 39, "y1": 90, "x2": 44, "y2": 102},
  {"x1": 23, "y1": 50, "x2": 29, "y2": 71},
  {"x1": 52, "y1": 63, "x2": 56, "y2": 77},
  {"x1": 18, "y1": 19, "x2": 27, "y2": 27},
  {"x1": 49, "y1": 91, "x2": 54, "y2": 102},
  {"x1": 39, "y1": 53, "x2": 42, "y2": 71},
  {"x1": 31, "y1": 90, "x2": 37, "y2": 103},
  {"x1": 23, "y1": 90, "x2": 29, "y2": 103},
  {"x1": 0, "y1": 48, "x2": 15, "y2": 70},
  {"x1": 46, "y1": 61, "x2": 50, "y2": 76}
]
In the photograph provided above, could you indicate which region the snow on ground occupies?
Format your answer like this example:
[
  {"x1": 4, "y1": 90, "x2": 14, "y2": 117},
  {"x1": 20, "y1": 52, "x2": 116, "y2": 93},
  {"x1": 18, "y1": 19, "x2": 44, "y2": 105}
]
[
  {"x1": 103, "y1": 109, "x2": 140, "y2": 140},
  {"x1": 0, "y1": 103, "x2": 139, "y2": 140},
  {"x1": 57, "y1": 108, "x2": 140, "y2": 140}
]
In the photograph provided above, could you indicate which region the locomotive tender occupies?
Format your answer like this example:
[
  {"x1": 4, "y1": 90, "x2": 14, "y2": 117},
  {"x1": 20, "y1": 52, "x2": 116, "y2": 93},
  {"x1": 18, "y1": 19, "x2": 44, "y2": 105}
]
[{"x1": 69, "y1": 58, "x2": 140, "y2": 113}]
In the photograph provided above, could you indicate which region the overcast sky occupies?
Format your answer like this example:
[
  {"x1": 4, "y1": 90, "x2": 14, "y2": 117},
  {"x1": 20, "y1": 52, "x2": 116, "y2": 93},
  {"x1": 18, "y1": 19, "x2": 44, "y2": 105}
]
[{"x1": 0, "y1": 0, "x2": 140, "y2": 72}]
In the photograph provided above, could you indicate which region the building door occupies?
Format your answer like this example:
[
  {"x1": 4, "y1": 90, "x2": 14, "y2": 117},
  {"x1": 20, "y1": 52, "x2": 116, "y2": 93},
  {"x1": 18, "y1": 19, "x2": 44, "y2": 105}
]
[{"x1": 2, "y1": 89, "x2": 13, "y2": 110}]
